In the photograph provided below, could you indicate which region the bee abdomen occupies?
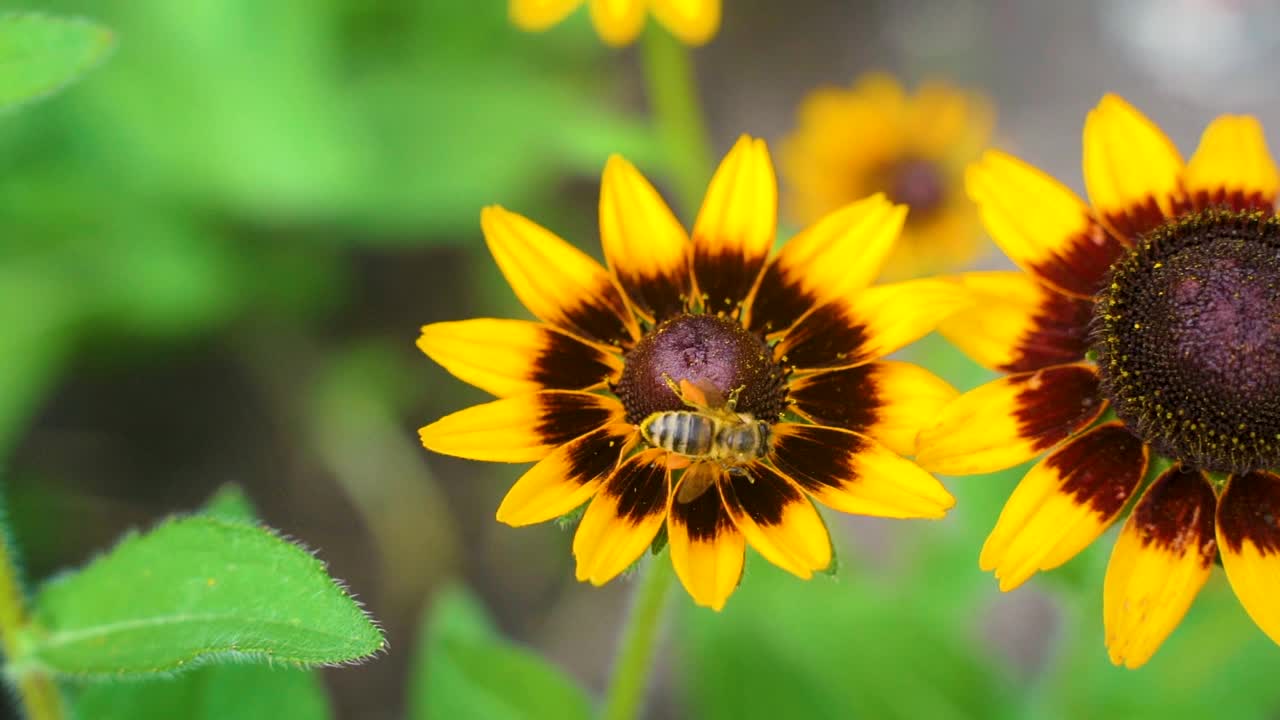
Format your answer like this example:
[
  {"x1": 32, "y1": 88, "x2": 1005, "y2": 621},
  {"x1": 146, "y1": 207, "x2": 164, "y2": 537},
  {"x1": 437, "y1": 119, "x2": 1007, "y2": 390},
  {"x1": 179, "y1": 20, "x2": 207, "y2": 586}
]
[{"x1": 642, "y1": 411, "x2": 716, "y2": 456}]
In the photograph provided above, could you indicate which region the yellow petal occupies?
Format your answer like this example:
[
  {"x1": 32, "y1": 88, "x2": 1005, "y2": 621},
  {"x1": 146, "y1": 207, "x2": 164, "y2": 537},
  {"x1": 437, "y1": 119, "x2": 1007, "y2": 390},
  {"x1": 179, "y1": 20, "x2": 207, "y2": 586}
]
[
  {"x1": 1217, "y1": 471, "x2": 1280, "y2": 649},
  {"x1": 1105, "y1": 466, "x2": 1217, "y2": 669},
  {"x1": 418, "y1": 319, "x2": 622, "y2": 397},
  {"x1": 746, "y1": 194, "x2": 907, "y2": 335},
  {"x1": 771, "y1": 423, "x2": 954, "y2": 519},
  {"x1": 916, "y1": 364, "x2": 1105, "y2": 475},
  {"x1": 496, "y1": 424, "x2": 634, "y2": 526},
  {"x1": 573, "y1": 449, "x2": 671, "y2": 585},
  {"x1": 691, "y1": 135, "x2": 777, "y2": 314},
  {"x1": 481, "y1": 205, "x2": 638, "y2": 346},
  {"x1": 599, "y1": 155, "x2": 692, "y2": 321},
  {"x1": 420, "y1": 391, "x2": 624, "y2": 462},
  {"x1": 966, "y1": 150, "x2": 1126, "y2": 298},
  {"x1": 1082, "y1": 94, "x2": 1184, "y2": 238},
  {"x1": 1182, "y1": 114, "x2": 1280, "y2": 211},
  {"x1": 588, "y1": 0, "x2": 646, "y2": 45},
  {"x1": 790, "y1": 360, "x2": 958, "y2": 457},
  {"x1": 938, "y1": 271, "x2": 1091, "y2": 374},
  {"x1": 981, "y1": 422, "x2": 1147, "y2": 591},
  {"x1": 509, "y1": 0, "x2": 583, "y2": 30},
  {"x1": 668, "y1": 463, "x2": 744, "y2": 611},
  {"x1": 776, "y1": 278, "x2": 971, "y2": 371},
  {"x1": 719, "y1": 463, "x2": 832, "y2": 578},
  {"x1": 650, "y1": 0, "x2": 720, "y2": 45},
  {"x1": 907, "y1": 81, "x2": 994, "y2": 160}
]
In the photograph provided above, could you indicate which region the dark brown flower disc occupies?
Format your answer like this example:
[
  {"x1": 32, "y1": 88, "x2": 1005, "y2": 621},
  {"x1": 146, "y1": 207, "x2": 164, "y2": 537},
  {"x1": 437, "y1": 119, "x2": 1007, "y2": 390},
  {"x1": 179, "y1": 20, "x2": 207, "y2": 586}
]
[{"x1": 1094, "y1": 209, "x2": 1280, "y2": 473}]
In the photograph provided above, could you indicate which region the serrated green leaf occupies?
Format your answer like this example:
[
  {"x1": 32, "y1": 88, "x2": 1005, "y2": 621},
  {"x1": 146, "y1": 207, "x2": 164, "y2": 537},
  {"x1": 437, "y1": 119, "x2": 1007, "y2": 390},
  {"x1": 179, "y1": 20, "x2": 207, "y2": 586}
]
[
  {"x1": 0, "y1": 13, "x2": 114, "y2": 110},
  {"x1": 74, "y1": 664, "x2": 332, "y2": 720},
  {"x1": 26, "y1": 517, "x2": 384, "y2": 676},
  {"x1": 409, "y1": 586, "x2": 593, "y2": 720}
]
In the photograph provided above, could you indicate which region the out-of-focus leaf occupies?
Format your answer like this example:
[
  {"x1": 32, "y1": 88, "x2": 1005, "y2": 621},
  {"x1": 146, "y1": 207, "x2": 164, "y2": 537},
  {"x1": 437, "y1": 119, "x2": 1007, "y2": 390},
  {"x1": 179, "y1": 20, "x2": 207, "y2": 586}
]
[
  {"x1": 74, "y1": 664, "x2": 331, "y2": 720},
  {"x1": 409, "y1": 586, "x2": 593, "y2": 720},
  {"x1": 200, "y1": 485, "x2": 257, "y2": 524},
  {"x1": 27, "y1": 517, "x2": 384, "y2": 675},
  {"x1": 0, "y1": 13, "x2": 114, "y2": 110}
]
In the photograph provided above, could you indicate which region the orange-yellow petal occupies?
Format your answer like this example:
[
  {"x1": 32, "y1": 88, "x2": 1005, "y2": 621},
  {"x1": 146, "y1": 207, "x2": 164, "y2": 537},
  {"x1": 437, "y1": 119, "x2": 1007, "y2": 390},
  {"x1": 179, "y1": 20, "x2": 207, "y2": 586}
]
[
  {"x1": 481, "y1": 205, "x2": 638, "y2": 347},
  {"x1": 420, "y1": 391, "x2": 624, "y2": 462},
  {"x1": 588, "y1": 0, "x2": 646, "y2": 45},
  {"x1": 770, "y1": 423, "x2": 954, "y2": 519},
  {"x1": 1217, "y1": 471, "x2": 1280, "y2": 648},
  {"x1": 510, "y1": 0, "x2": 583, "y2": 30},
  {"x1": 980, "y1": 422, "x2": 1147, "y2": 591},
  {"x1": 938, "y1": 271, "x2": 1091, "y2": 374},
  {"x1": 1105, "y1": 466, "x2": 1217, "y2": 669},
  {"x1": 418, "y1": 319, "x2": 622, "y2": 397},
  {"x1": 691, "y1": 135, "x2": 777, "y2": 314},
  {"x1": 599, "y1": 155, "x2": 692, "y2": 321},
  {"x1": 1082, "y1": 94, "x2": 1184, "y2": 239},
  {"x1": 1181, "y1": 114, "x2": 1280, "y2": 211},
  {"x1": 496, "y1": 424, "x2": 634, "y2": 526},
  {"x1": 720, "y1": 463, "x2": 832, "y2": 578},
  {"x1": 650, "y1": 0, "x2": 720, "y2": 45},
  {"x1": 668, "y1": 463, "x2": 744, "y2": 610},
  {"x1": 573, "y1": 449, "x2": 671, "y2": 585},
  {"x1": 915, "y1": 364, "x2": 1106, "y2": 475},
  {"x1": 746, "y1": 194, "x2": 907, "y2": 335}
]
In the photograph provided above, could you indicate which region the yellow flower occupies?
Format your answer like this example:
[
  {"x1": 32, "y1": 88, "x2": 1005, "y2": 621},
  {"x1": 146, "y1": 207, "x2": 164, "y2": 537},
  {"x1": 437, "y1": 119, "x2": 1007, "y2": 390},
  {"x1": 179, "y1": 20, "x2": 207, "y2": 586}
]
[
  {"x1": 915, "y1": 94, "x2": 1280, "y2": 668},
  {"x1": 420, "y1": 136, "x2": 962, "y2": 610},
  {"x1": 509, "y1": 0, "x2": 720, "y2": 46},
  {"x1": 781, "y1": 73, "x2": 994, "y2": 279}
]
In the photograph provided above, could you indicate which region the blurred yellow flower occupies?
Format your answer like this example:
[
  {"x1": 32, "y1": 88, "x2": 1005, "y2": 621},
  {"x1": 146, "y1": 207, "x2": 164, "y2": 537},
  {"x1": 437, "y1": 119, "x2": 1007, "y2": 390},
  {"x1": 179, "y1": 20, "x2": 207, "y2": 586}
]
[
  {"x1": 781, "y1": 74, "x2": 994, "y2": 279},
  {"x1": 509, "y1": 0, "x2": 720, "y2": 46}
]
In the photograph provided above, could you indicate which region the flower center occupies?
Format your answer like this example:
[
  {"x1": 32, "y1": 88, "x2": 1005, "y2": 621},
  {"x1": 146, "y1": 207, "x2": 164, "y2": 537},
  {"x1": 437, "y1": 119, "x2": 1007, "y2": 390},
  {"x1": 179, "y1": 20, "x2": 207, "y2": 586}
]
[
  {"x1": 613, "y1": 313, "x2": 788, "y2": 425},
  {"x1": 1094, "y1": 209, "x2": 1280, "y2": 474},
  {"x1": 886, "y1": 158, "x2": 946, "y2": 217}
]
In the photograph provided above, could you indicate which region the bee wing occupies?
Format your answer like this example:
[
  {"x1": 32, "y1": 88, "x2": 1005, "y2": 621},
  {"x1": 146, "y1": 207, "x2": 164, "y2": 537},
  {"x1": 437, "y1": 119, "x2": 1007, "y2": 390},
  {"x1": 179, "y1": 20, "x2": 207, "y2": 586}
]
[
  {"x1": 678, "y1": 378, "x2": 725, "y2": 409},
  {"x1": 675, "y1": 461, "x2": 719, "y2": 504}
]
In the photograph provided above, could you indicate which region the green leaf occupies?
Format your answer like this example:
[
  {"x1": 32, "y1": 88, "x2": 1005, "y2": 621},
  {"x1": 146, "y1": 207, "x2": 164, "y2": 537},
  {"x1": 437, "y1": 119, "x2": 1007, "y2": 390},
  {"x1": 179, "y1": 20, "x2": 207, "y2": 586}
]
[
  {"x1": 74, "y1": 664, "x2": 332, "y2": 720},
  {"x1": 410, "y1": 586, "x2": 593, "y2": 720},
  {"x1": 0, "y1": 13, "x2": 114, "y2": 110},
  {"x1": 26, "y1": 517, "x2": 384, "y2": 676},
  {"x1": 201, "y1": 485, "x2": 258, "y2": 524}
]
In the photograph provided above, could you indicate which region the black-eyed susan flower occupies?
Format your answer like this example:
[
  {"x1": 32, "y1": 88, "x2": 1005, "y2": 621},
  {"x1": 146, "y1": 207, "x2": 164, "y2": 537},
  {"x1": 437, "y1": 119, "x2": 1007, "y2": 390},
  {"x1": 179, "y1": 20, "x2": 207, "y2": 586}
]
[
  {"x1": 420, "y1": 136, "x2": 963, "y2": 610},
  {"x1": 781, "y1": 73, "x2": 994, "y2": 279},
  {"x1": 916, "y1": 94, "x2": 1280, "y2": 668},
  {"x1": 509, "y1": 0, "x2": 719, "y2": 46}
]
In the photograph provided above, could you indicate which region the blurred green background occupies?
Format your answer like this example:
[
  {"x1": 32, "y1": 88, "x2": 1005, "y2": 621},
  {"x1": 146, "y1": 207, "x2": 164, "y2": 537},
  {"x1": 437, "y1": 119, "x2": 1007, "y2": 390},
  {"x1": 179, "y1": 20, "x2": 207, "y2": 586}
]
[{"x1": 7, "y1": 0, "x2": 1280, "y2": 718}]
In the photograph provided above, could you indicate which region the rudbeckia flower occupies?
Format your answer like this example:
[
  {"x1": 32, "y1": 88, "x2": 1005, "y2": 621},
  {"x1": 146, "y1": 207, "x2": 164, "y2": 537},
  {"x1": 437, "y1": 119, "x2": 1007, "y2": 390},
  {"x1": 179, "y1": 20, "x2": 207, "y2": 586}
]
[
  {"x1": 509, "y1": 0, "x2": 720, "y2": 47},
  {"x1": 781, "y1": 73, "x2": 994, "y2": 279},
  {"x1": 916, "y1": 94, "x2": 1280, "y2": 667},
  {"x1": 420, "y1": 136, "x2": 962, "y2": 610}
]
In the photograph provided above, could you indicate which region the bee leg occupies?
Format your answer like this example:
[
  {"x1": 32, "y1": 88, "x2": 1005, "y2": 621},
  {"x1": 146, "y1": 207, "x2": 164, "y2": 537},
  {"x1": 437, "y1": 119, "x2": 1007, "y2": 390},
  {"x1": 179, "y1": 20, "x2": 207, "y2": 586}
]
[
  {"x1": 661, "y1": 373, "x2": 705, "y2": 410},
  {"x1": 725, "y1": 384, "x2": 746, "y2": 412}
]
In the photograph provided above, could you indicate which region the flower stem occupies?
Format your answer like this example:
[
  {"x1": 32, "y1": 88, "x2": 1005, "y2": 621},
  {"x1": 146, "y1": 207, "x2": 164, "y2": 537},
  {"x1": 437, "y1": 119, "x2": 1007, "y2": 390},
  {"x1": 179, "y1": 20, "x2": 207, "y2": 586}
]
[
  {"x1": 0, "y1": 493, "x2": 64, "y2": 720},
  {"x1": 600, "y1": 557, "x2": 675, "y2": 720},
  {"x1": 640, "y1": 25, "x2": 714, "y2": 216}
]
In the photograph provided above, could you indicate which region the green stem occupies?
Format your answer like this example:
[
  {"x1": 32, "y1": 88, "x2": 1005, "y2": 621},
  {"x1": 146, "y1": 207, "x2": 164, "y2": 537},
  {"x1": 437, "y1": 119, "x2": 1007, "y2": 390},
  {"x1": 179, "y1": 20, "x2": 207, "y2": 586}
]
[
  {"x1": 640, "y1": 24, "x2": 714, "y2": 216},
  {"x1": 0, "y1": 496, "x2": 64, "y2": 720},
  {"x1": 600, "y1": 557, "x2": 675, "y2": 720}
]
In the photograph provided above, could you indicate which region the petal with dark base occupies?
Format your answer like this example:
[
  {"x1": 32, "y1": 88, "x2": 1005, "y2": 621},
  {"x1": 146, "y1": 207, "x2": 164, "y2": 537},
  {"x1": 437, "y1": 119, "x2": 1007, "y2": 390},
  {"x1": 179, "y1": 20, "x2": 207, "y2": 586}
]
[
  {"x1": 482, "y1": 205, "x2": 638, "y2": 347},
  {"x1": 966, "y1": 150, "x2": 1126, "y2": 298},
  {"x1": 1179, "y1": 115, "x2": 1279, "y2": 213},
  {"x1": 669, "y1": 463, "x2": 745, "y2": 611},
  {"x1": 572, "y1": 449, "x2": 671, "y2": 585},
  {"x1": 497, "y1": 424, "x2": 634, "y2": 526},
  {"x1": 916, "y1": 363, "x2": 1106, "y2": 474},
  {"x1": 1083, "y1": 94, "x2": 1184, "y2": 240},
  {"x1": 420, "y1": 391, "x2": 625, "y2": 462},
  {"x1": 719, "y1": 463, "x2": 832, "y2": 578},
  {"x1": 745, "y1": 195, "x2": 905, "y2": 335},
  {"x1": 418, "y1": 319, "x2": 622, "y2": 397},
  {"x1": 770, "y1": 423, "x2": 954, "y2": 519},
  {"x1": 789, "y1": 360, "x2": 956, "y2": 457},
  {"x1": 939, "y1": 272, "x2": 1092, "y2": 373},
  {"x1": 1105, "y1": 466, "x2": 1217, "y2": 669},
  {"x1": 980, "y1": 422, "x2": 1147, "y2": 591},
  {"x1": 600, "y1": 155, "x2": 692, "y2": 321},
  {"x1": 1217, "y1": 471, "x2": 1280, "y2": 647},
  {"x1": 776, "y1": 279, "x2": 970, "y2": 371},
  {"x1": 690, "y1": 136, "x2": 777, "y2": 315}
]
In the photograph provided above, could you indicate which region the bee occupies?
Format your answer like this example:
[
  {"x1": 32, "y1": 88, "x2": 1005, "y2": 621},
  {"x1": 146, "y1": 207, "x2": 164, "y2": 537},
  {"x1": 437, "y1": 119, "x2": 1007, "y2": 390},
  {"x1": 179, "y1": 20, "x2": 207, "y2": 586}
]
[{"x1": 640, "y1": 375, "x2": 772, "y2": 475}]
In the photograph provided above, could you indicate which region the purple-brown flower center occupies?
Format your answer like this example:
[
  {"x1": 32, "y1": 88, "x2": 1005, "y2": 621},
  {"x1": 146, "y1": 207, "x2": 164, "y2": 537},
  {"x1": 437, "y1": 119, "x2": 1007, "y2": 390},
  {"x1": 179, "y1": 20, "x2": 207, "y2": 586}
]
[
  {"x1": 886, "y1": 158, "x2": 947, "y2": 218},
  {"x1": 613, "y1": 313, "x2": 788, "y2": 426},
  {"x1": 1094, "y1": 209, "x2": 1280, "y2": 474}
]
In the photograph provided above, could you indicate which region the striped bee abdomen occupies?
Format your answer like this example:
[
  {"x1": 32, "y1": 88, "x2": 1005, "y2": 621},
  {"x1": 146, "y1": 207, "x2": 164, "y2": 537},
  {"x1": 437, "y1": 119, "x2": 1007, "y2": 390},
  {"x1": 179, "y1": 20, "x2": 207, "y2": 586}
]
[{"x1": 641, "y1": 411, "x2": 716, "y2": 456}]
